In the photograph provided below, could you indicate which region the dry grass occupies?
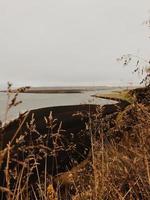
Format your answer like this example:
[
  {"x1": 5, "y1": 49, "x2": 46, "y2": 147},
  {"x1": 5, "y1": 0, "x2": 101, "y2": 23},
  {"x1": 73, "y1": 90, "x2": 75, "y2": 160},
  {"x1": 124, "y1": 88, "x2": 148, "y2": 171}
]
[{"x1": 0, "y1": 84, "x2": 150, "y2": 199}]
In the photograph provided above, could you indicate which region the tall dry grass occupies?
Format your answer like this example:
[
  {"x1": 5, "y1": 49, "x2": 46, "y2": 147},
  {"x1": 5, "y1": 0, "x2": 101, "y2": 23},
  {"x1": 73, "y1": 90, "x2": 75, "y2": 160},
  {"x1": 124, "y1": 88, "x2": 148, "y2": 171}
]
[
  {"x1": 0, "y1": 83, "x2": 150, "y2": 199},
  {"x1": 75, "y1": 103, "x2": 150, "y2": 200}
]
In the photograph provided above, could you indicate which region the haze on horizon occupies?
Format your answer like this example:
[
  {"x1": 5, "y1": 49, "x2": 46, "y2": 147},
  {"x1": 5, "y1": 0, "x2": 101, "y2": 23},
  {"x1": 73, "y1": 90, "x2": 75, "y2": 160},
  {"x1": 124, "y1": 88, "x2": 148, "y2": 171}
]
[{"x1": 0, "y1": 0, "x2": 150, "y2": 88}]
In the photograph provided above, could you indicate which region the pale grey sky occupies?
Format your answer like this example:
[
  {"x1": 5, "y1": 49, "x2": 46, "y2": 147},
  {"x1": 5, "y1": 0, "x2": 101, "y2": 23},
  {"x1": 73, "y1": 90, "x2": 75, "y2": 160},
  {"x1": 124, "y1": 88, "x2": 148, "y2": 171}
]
[{"x1": 0, "y1": 0, "x2": 150, "y2": 87}]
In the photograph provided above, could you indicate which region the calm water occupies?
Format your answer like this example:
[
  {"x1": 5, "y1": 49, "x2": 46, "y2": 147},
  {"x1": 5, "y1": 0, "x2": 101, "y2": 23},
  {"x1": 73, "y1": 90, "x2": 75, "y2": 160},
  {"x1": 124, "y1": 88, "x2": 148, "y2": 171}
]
[{"x1": 0, "y1": 90, "x2": 115, "y2": 121}]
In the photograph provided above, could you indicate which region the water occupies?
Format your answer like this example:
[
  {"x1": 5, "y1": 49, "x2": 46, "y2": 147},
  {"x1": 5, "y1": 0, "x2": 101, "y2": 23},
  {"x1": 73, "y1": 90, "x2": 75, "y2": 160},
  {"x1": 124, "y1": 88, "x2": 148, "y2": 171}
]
[{"x1": 0, "y1": 90, "x2": 115, "y2": 121}]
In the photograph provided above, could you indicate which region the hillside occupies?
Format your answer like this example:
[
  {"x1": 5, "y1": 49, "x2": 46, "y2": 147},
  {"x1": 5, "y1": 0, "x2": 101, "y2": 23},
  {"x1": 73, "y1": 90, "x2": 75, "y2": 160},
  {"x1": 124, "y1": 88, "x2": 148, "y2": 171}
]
[{"x1": 0, "y1": 87, "x2": 150, "y2": 199}]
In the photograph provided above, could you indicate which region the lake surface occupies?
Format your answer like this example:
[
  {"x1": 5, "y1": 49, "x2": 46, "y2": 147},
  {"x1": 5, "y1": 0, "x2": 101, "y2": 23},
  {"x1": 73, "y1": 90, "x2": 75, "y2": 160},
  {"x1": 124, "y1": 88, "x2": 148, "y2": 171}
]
[{"x1": 0, "y1": 90, "x2": 115, "y2": 121}]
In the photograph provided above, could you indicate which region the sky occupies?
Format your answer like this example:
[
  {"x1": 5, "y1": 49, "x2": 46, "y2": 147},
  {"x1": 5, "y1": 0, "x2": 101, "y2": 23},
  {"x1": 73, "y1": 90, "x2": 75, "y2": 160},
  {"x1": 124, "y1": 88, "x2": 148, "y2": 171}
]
[{"x1": 0, "y1": 0, "x2": 150, "y2": 87}]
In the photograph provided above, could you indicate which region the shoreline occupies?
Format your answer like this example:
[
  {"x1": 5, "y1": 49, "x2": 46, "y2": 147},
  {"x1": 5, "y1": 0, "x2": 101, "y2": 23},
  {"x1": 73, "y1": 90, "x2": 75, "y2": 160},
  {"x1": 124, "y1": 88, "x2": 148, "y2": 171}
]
[
  {"x1": 0, "y1": 86, "x2": 123, "y2": 94},
  {"x1": 92, "y1": 89, "x2": 134, "y2": 104},
  {"x1": 2, "y1": 99, "x2": 129, "y2": 150}
]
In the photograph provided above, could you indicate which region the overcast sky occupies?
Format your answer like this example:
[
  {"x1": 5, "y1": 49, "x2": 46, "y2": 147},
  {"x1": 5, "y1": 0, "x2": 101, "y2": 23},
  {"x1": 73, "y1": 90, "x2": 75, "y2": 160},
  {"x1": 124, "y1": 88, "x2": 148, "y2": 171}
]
[{"x1": 0, "y1": 0, "x2": 150, "y2": 87}]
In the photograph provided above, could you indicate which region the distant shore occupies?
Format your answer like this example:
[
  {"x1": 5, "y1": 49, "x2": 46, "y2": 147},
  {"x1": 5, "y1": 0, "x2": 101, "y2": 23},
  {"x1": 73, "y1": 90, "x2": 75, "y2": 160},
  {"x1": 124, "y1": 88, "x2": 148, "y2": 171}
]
[
  {"x1": 0, "y1": 86, "x2": 124, "y2": 94},
  {"x1": 16, "y1": 89, "x2": 83, "y2": 94}
]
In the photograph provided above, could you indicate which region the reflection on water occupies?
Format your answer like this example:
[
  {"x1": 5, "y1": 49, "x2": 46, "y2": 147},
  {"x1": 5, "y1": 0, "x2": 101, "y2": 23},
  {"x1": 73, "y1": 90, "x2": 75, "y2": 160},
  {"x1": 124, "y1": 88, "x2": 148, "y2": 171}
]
[{"x1": 0, "y1": 91, "x2": 115, "y2": 121}]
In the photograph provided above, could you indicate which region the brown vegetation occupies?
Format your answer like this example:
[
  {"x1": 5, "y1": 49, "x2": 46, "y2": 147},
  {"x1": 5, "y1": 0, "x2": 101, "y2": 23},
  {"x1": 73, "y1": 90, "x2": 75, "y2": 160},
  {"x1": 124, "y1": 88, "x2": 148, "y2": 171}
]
[{"x1": 0, "y1": 85, "x2": 150, "y2": 199}]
